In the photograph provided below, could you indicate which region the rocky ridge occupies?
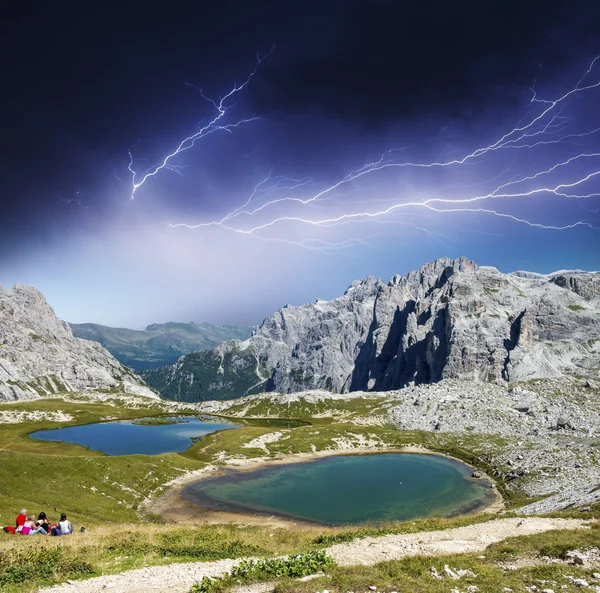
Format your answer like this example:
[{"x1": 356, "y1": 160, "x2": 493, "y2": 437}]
[
  {"x1": 146, "y1": 257, "x2": 600, "y2": 402},
  {"x1": 0, "y1": 285, "x2": 155, "y2": 400}
]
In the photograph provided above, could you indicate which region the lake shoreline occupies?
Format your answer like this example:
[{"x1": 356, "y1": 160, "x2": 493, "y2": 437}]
[
  {"x1": 144, "y1": 446, "x2": 504, "y2": 528},
  {"x1": 29, "y1": 416, "x2": 241, "y2": 456}
]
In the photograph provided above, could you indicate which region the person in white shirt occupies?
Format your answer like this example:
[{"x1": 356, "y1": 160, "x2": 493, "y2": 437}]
[{"x1": 58, "y1": 513, "x2": 73, "y2": 535}]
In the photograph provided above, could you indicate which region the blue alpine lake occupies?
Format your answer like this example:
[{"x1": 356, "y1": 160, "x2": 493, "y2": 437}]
[
  {"x1": 183, "y1": 453, "x2": 495, "y2": 525},
  {"x1": 30, "y1": 416, "x2": 239, "y2": 455}
]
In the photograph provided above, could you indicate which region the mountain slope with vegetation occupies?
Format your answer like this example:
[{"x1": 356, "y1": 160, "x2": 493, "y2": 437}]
[
  {"x1": 145, "y1": 257, "x2": 600, "y2": 402},
  {"x1": 69, "y1": 321, "x2": 252, "y2": 371}
]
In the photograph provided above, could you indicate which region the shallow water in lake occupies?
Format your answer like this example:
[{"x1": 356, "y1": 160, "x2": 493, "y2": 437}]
[
  {"x1": 183, "y1": 453, "x2": 495, "y2": 525},
  {"x1": 30, "y1": 416, "x2": 239, "y2": 455}
]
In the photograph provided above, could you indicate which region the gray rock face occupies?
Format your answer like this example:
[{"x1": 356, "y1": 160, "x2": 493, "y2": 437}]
[
  {"x1": 0, "y1": 285, "x2": 156, "y2": 401},
  {"x1": 146, "y1": 257, "x2": 600, "y2": 402},
  {"x1": 261, "y1": 275, "x2": 383, "y2": 394},
  {"x1": 145, "y1": 276, "x2": 382, "y2": 401},
  {"x1": 549, "y1": 271, "x2": 600, "y2": 300}
]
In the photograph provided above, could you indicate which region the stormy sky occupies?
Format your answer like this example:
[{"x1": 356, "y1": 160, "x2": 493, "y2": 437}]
[{"x1": 1, "y1": 1, "x2": 599, "y2": 328}]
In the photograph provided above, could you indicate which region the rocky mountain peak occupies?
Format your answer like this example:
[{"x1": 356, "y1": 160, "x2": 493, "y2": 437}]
[
  {"x1": 1, "y1": 284, "x2": 71, "y2": 338},
  {"x1": 549, "y1": 271, "x2": 600, "y2": 300},
  {"x1": 343, "y1": 275, "x2": 383, "y2": 299},
  {"x1": 389, "y1": 256, "x2": 477, "y2": 289},
  {"x1": 145, "y1": 257, "x2": 600, "y2": 402},
  {"x1": 0, "y1": 284, "x2": 155, "y2": 401}
]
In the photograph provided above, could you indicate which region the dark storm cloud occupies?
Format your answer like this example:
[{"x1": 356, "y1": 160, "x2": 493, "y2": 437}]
[
  {"x1": 2, "y1": 0, "x2": 598, "y2": 209},
  {"x1": 2, "y1": 2, "x2": 598, "y2": 169},
  {"x1": 251, "y1": 1, "x2": 600, "y2": 124},
  {"x1": 1, "y1": 0, "x2": 599, "y2": 256}
]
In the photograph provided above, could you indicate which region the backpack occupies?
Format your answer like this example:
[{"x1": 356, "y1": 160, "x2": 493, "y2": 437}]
[{"x1": 3, "y1": 526, "x2": 15, "y2": 534}]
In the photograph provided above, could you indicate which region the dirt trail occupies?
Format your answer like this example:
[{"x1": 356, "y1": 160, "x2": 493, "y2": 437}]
[
  {"x1": 39, "y1": 517, "x2": 589, "y2": 593},
  {"x1": 327, "y1": 517, "x2": 586, "y2": 565}
]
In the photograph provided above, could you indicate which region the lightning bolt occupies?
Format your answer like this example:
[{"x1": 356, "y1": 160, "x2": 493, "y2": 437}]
[
  {"x1": 139, "y1": 54, "x2": 600, "y2": 253},
  {"x1": 127, "y1": 47, "x2": 273, "y2": 199}
]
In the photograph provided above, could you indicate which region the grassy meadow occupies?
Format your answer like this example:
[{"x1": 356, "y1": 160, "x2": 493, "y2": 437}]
[
  {"x1": 0, "y1": 397, "x2": 203, "y2": 525},
  {"x1": 0, "y1": 393, "x2": 598, "y2": 592}
]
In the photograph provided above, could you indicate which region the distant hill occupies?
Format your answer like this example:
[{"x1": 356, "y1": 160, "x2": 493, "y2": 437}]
[{"x1": 69, "y1": 321, "x2": 252, "y2": 371}]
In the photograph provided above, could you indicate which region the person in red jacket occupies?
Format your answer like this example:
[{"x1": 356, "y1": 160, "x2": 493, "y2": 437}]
[{"x1": 15, "y1": 509, "x2": 26, "y2": 529}]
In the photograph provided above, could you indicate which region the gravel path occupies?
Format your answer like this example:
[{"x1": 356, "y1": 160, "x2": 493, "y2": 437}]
[
  {"x1": 326, "y1": 517, "x2": 587, "y2": 566},
  {"x1": 40, "y1": 517, "x2": 589, "y2": 593}
]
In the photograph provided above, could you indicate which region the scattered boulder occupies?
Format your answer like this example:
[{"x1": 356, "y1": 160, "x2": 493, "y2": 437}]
[
  {"x1": 566, "y1": 551, "x2": 586, "y2": 566},
  {"x1": 444, "y1": 565, "x2": 460, "y2": 579},
  {"x1": 429, "y1": 567, "x2": 442, "y2": 580},
  {"x1": 555, "y1": 417, "x2": 575, "y2": 431}
]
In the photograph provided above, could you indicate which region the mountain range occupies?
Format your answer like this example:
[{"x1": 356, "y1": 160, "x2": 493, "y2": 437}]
[
  {"x1": 69, "y1": 321, "x2": 252, "y2": 371},
  {"x1": 3, "y1": 257, "x2": 599, "y2": 404},
  {"x1": 143, "y1": 257, "x2": 600, "y2": 402}
]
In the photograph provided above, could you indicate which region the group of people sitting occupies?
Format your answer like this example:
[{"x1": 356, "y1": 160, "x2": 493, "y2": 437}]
[{"x1": 4, "y1": 509, "x2": 74, "y2": 536}]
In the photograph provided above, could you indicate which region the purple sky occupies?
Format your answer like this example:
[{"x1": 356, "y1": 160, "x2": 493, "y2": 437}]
[{"x1": 1, "y1": 1, "x2": 599, "y2": 328}]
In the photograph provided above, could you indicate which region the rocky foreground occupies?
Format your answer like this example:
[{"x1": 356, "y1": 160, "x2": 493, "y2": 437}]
[
  {"x1": 146, "y1": 257, "x2": 600, "y2": 402},
  {"x1": 0, "y1": 284, "x2": 155, "y2": 400}
]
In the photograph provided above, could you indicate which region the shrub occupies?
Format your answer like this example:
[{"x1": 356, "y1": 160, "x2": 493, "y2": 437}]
[
  {"x1": 189, "y1": 550, "x2": 334, "y2": 592},
  {"x1": 0, "y1": 546, "x2": 93, "y2": 586}
]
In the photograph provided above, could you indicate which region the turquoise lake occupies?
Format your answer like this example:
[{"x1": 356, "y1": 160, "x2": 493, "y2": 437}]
[
  {"x1": 30, "y1": 416, "x2": 239, "y2": 455},
  {"x1": 183, "y1": 453, "x2": 495, "y2": 525}
]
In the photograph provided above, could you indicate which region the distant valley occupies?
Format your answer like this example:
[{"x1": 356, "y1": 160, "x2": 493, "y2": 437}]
[{"x1": 69, "y1": 321, "x2": 252, "y2": 371}]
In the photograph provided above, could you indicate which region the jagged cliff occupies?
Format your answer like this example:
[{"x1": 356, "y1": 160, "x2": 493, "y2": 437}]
[
  {"x1": 0, "y1": 285, "x2": 156, "y2": 401},
  {"x1": 145, "y1": 257, "x2": 600, "y2": 402}
]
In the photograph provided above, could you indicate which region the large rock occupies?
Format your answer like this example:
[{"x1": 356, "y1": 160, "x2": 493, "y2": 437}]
[
  {"x1": 0, "y1": 285, "x2": 156, "y2": 401},
  {"x1": 145, "y1": 257, "x2": 600, "y2": 402}
]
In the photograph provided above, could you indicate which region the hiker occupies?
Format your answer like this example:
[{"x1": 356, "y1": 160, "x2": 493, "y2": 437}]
[
  {"x1": 15, "y1": 508, "x2": 27, "y2": 529},
  {"x1": 19, "y1": 515, "x2": 47, "y2": 535},
  {"x1": 58, "y1": 513, "x2": 73, "y2": 535},
  {"x1": 37, "y1": 512, "x2": 50, "y2": 533},
  {"x1": 2, "y1": 509, "x2": 26, "y2": 534}
]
